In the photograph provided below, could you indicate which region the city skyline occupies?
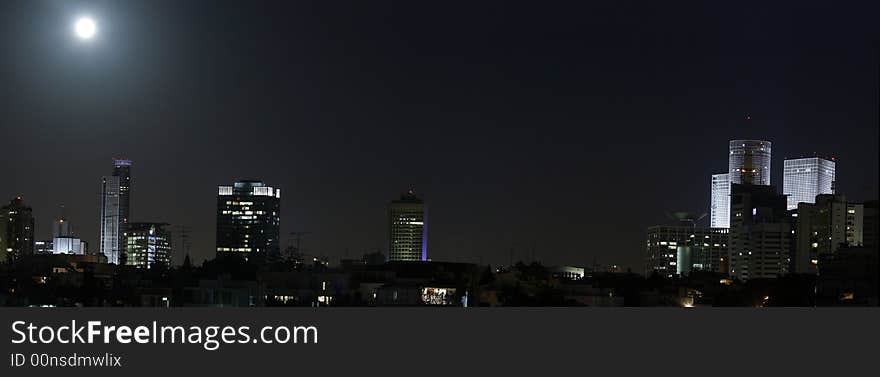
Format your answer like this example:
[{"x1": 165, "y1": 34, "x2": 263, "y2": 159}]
[
  {"x1": 2, "y1": 6, "x2": 880, "y2": 377},
  {"x1": 4, "y1": 134, "x2": 875, "y2": 272},
  {"x1": 1, "y1": 1, "x2": 877, "y2": 272}
]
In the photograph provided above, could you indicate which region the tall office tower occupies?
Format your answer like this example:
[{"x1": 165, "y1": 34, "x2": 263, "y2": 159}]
[
  {"x1": 793, "y1": 194, "x2": 863, "y2": 274},
  {"x1": 124, "y1": 223, "x2": 171, "y2": 269},
  {"x1": 783, "y1": 157, "x2": 836, "y2": 210},
  {"x1": 709, "y1": 140, "x2": 772, "y2": 229},
  {"x1": 729, "y1": 140, "x2": 771, "y2": 186},
  {"x1": 645, "y1": 212, "x2": 729, "y2": 278},
  {"x1": 728, "y1": 184, "x2": 793, "y2": 280},
  {"x1": 113, "y1": 159, "x2": 132, "y2": 225},
  {"x1": 99, "y1": 159, "x2": 133, "y2": 264},
  {"x1": 100, "y1": 176, "x2": 122, "y2": 264},
  {"x1": 0, "y1": 196, "x2": 35, "y2": 262},
  {"x1": 388, "y1": 189, "x2": 427, "y2": 262},
  {"x1": 216, "y1": 180, "x2": 281, "y2": 260},
  {"x1": 710, "y1": 173, "x2": 730, "y2": 228}
]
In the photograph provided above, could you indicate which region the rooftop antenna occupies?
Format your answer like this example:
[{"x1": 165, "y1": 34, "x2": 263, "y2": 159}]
[
  {"x1": 288, "y1": 231, "x2": 311, "y2": 259},
  {"x1": 173, "y1": 225, "x2": 192, "y2": 266}
]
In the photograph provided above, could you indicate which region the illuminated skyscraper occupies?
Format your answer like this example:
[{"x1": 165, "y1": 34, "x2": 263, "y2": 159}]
[
  {"x1": 710, "y1": 140, "x2": 772, "y2": 229},
  {"x1": 0, "y1": 196, "x2": 35, "y2": 263},
  {"x1": 99, "y1": 176, "x2": 122, "y2": 263},
  {"x1": 710, "y1": 173, "x2": 730, "y2": 228},
  {"x1": 388, "y1": 189, "x2": 427, "y2": 262},
  {"x1": 783, "y1": 157, "x2": 836, "y2": 210},
  {"x1": 124, "y1": 222, "x2": 171, "y2": 269},
  {"x1": 729, "y1": 140, "x2": 771, "y2": 186},
  {"x1": 99, "y1": 159, "x2": 133, "y2": 264},
  {"x1": 216, "y1": 180, "x2": 281, "y2": 260}
]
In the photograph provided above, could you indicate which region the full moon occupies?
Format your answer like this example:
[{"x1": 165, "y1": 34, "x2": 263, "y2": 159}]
[{"x1": 74, "y1": 17, "x2": 97, "y2": 39}]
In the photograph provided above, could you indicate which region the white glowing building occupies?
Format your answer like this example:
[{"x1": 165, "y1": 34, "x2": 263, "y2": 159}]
[
  {"x1": 709, "y1": 140, "x2": 772, "y2": 229},
  {"x1": 99, "y1": 159, "x2": 132, "y2": 265},
  {"x1": 99, "y1": 175, "x2": 123, "y2": 264},
  {"x1": 729, "y1": 140, "x2": 771, "y2": 186},
  {"x1": 783, "y1": 157, "x2": 836, "y2": 210},
  {"x1": 710, "y1": 173, "x2": 730, "y2": 228}
]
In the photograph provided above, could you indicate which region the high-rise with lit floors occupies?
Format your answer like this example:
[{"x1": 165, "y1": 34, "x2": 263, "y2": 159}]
[
  {"x1": 99, "y1": 159, "x2": 133, "y2": 264},
  {"x1": 0, "y1": 196, "x2": 35, "y2": 263},
  {"x1": 728, "y1": 183, "x2": 793, "y2": 280},
  {"x1": 124, "y1": 222, "x2": 171, "y2": 269},
  {"x1": 726, "y1": 144, "x2": 792, "y2": 280},
  {"x1": 388, "y1": 189, "x2": 427, "y2": 262},
  {"x1": 710, "y1": 173, "x2": 730, "y2": 228},
  {"x1": 783, "y1": 156, "x2": 836, "y2": 210},
  {"x1": 645, "y1": 212, "x2": 729, "y2": 278},
  {"x1": 710, "y1": 140, "x2": 772, "y2": 229},
  {"x1": 216, "y1": 180, "x2": 281, "y2": 260},
  {"x1": 729, "y1": 140, "x2": 771, "y2": 186},
  {"x1": 793, "y1": 194, "x2": 863, "y2": 274},
  {"x1": 114, "y1": 159, "x2": 132, "y2": 225}
]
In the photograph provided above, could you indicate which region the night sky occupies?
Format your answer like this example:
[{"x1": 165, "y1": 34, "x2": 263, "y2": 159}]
[{"x1": 1, "y1": 1, "x2": 877, "y2": 271}]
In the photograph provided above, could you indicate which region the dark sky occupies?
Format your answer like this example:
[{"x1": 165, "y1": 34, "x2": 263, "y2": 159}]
[{"x1": 1, "y1": 0, "x2": 878, "y2": 271}]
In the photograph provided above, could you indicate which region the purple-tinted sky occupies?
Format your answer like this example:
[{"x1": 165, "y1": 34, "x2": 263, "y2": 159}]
[{"x1": 1, "y1": 0, "x2": 878, "y2": 271}]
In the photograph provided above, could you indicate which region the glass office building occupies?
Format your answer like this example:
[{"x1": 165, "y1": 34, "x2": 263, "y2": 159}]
[
  {"x1": 113, "y1": 159, "x2": 132, "y2": 225},
  {"x1": 710, "y1": 173, "x2": 730, "y2": 228},
  {"x1": 783, "y1": 157, "x2": 835, "y2": 210},
  {"x1": 729, "y1": 140, "x2": 771, "y2": 186},
  {"x1": 645, "y1": 226, "x2": 730, "y2": 278},
  {"x1": 99, "y1": 176, "x2": 122, "y2": 264},
  {"x1": 124, "y1": 223, "x2": 171, "y2": 269},
  {"x1": 388, "y1": 190, "x2": 427, "y2": 262},
  {"x1": 710, "y1": 140, "x2": 772, "y2": 229},
  {"x1": 216, "y1": 180, "x2": 281, "y2": 259},
  {"x1": 99, "y1": 159, "x2": 132, "y2": 265}
]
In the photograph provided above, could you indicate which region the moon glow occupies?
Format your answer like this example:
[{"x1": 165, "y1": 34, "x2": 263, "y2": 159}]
[{"x1": 74, "y1": 17, "x2": 97, "y2": 39}]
